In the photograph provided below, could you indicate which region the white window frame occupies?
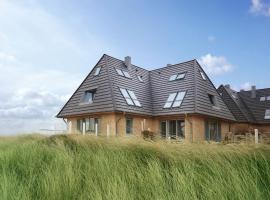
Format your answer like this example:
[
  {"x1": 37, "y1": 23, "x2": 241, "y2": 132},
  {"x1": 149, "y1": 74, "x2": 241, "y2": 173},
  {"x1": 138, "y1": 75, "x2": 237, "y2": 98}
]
[{"x1": 265, "y1": 110, "x2": 270, "y2": 119}]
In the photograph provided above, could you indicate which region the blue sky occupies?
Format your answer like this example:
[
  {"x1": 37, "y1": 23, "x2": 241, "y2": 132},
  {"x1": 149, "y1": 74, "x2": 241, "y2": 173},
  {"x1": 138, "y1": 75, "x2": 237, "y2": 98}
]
[{"x1": 0, "y1": 0, "x2": 270, "y2": 134}]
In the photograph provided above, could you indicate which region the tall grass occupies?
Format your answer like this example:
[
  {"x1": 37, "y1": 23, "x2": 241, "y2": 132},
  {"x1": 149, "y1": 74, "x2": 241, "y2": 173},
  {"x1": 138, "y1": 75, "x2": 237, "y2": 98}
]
[{"x1": 0, "y1": 134, "x2": 270, "y2": 200}]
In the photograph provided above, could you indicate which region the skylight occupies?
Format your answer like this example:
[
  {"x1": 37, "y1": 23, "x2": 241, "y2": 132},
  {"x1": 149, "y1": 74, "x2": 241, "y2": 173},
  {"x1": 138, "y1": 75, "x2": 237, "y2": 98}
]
[
  {"x1": 265, "y1": 110, "x2": 270, "y2": 119},
  {"x1": 164, "y1": 91, "x2": 186, "y2": 108},
  {"x1": 172, "y1": 92, "x2": 186, "y2": 107},
  {"x1": 260, "y1": 97, "x2": 266, "y2": 101},
  {"x1": 94, "y1": 67, "x2": 101, "y2": 76},
  {"x1": 137, "y1": 76, "x2": 144, "y2": 82},
  {"x1": 115, "y1": 68, "x2": 131, "y2": 78},
  {"x1": 169, "y1": 72, "x2": 186, "y2": 81},
  {"x1": 120, "y1": 88, "x2": 141, "y2": 107},
  {"x1": 200, "y1": 71, "x2": 206, "y2": 80}
]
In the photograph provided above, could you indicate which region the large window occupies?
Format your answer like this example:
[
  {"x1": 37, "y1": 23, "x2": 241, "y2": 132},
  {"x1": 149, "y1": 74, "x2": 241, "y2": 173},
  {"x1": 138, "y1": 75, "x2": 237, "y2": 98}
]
[
  {"x1": 120, "y1": 88, "x2": 141, "y2": 107},
  {"x1": 160, "y1": 120, "x2": 185, "y2": 139},
  {"x1": 169, "y1": 72, "x2": 186, "y2": 81},
  {"x1": 205, "y1": 121, "x2": 221, "y2": 142},
  {"x1": 126, "y1": 118, "x2": 133, "y2": 134},
  {"x1": 265, "y1": 110, "x2": 270, "y2": 119},
  {"x1": 82, "y1": 90, "x2": 95, "y2": 104},
  {"x1": 164, "y1": 91, "x2": 186, "y2": 108},
  {"x1": 77, "y1": 118, "x2": 101, "y2": 134}
]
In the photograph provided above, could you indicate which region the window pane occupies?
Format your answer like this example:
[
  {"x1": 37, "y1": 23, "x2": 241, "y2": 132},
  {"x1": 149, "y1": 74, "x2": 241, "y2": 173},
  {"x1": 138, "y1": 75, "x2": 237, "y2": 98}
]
[
  {"x1": 176, "y1": 73, "x2": 185, "y2": 79},
  {"x1": 175, "y1": 91, "x2": 186, "y2": 101},
  {"x1": 133, "y1": 100, "x2": 141, "y2": 107},
  {"x1": 116, "y1": 68, "x2": 124, "y2": 76},
  {"x1": 169, "y1": 74, "x2": 177, "y2": 81},
  {"x1": 83, "y1": 92, "x2": 93, "y2": 103},
  {"x1": 120, "y1": 88, "x2": 130, "y2": 98},
  {"x1": 89, "y1": 118, "x2": 95, "y2": 131},
  {"x1": 126, "y1": 118, "x2": 133, "y2": 134},
  {"x1": 126, "y1": 98, "x2": 134, "y2": 105},
  {"x1": 172, "y1": 100, "x2": 182, "y2": 107},
  {"x1": 160, "y1": 121, "x2": 166, "y2": 138},
  {"x1": 200, "y1": 72, "x2": 206, "y2": 80},
  {"x1": 123, "y1": 71, "x2": 131, "y2": 78},
  {"x1": 167, "y1": 93, "x2": 177, "y2": 102},
  {"x1": 260, "y1": 97, "x2": 266, "y2": 101},
  {"x1": 164, "y1": 102, "x2": 172, "y2": 108},
  {"x1": 94, "y1": 67, "x2": 101, "y2": 76},
  {"x1": 127, "y1": 90, "x2": 136, "y2": 99}
]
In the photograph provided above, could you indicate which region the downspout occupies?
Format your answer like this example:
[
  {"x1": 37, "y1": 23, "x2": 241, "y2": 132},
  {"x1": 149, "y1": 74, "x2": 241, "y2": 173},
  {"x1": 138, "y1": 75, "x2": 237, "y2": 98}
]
[{"x1": 185, "y1": 113, "x2": 193, "y2": 143}]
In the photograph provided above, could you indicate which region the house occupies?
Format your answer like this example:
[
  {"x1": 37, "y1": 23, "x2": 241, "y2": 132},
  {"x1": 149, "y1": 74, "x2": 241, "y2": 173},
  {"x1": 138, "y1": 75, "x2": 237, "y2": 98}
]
[
  {"x1": 217, "y1": 85, "x2": 270, "y2": 134},
  {"x1": 57, "y1": 54, "x2": 237, "y2": 142}
]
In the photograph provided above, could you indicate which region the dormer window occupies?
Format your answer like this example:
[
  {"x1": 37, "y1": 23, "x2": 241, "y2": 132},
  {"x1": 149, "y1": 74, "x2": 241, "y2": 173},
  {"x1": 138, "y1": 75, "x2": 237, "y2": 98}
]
[
  {"x1": 137, "y1": 75, "x2": 144, "y2": 82},
  {"x1": 265, "y1": 110, "x2": 270, "y2": 119},
  {"x1": 200, "y1": 71, "x2": 206, "y2": 80},
  {"x1": 120, "y1": 88, "x2": 141, "y2": 107},
  {"x1": 164, "y1": 91, "x2": 186, "y2": 108},
  {"x1": 169, "y1": 72, "x2": 186, "y2": 81},
  {"x1": 82, "y1": 90, "x2": 95, "y2": 104},
  {"x1": 208, "y1": 94, "x2": 217, "y2": 106},
  {"x1": 115, "y1": 68, "x2": 131, "y2": 78},
  {"x1": 94, "y1": 67, "x2": 101, "y2": 76}
]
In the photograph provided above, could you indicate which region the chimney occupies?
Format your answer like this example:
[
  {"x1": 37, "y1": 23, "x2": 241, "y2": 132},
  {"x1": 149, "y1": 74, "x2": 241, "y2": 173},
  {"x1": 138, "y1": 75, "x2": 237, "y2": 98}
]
[
  {"x1": 251, "y1": 85, "x2": 256, "y2": 98},
  {"x1": 167, "y1": 64, "x2": 172, "y2": 67},
  {"x1": 124, "y1": 56, "x2": 131, "y2": 68},
  {"x1": 225, "y1": 84, "x2": 230, "y2": 89}
]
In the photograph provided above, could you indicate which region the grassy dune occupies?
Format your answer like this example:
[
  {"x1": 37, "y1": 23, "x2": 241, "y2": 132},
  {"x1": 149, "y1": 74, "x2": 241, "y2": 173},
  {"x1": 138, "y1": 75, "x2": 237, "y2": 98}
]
[{"x1": 0, "y1": 134, "x2": 270, "y2": 200}]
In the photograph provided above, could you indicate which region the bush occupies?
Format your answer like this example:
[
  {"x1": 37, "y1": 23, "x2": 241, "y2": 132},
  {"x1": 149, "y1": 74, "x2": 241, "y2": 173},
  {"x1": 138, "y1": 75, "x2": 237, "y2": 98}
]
[{"x1": 141, "y1": 130, "x2": 155, "y2": 140}]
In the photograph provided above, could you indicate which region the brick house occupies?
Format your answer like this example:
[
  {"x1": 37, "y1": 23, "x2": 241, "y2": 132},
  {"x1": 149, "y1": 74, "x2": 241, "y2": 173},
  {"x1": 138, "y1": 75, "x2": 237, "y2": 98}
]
[{"x1": 57, "y1": 54, "x2": 270, "y2": 142}]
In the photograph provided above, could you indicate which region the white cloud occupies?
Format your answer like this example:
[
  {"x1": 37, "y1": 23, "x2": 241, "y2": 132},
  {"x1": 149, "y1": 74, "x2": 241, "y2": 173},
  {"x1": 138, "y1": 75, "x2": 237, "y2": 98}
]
[
  {"x1": 250, "y1": 0, "x2": 270, "y2": 16},
  {"x1": 240, "y1": 82, "x2": 252, "y2": 91},
  {"x1": 198, "y1": 54, "x2": 233, "y2": 75}
]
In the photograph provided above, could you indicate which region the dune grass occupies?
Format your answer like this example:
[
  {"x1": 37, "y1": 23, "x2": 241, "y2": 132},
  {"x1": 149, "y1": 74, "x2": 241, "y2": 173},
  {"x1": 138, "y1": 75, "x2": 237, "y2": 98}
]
[{"x1": 0, "y1": 134, "x2": 270, "y2": 200}]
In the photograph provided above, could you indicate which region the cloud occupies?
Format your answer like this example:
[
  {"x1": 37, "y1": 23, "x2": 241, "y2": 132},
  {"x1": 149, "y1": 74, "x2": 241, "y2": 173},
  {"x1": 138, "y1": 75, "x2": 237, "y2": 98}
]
[
  {"x1": 250, "y1": 0, "x2": 270, "y2": 16},
  {"x1": 240, "y1": 82, "x2": 252, "y2": 91},
  {"x1": 198, "y1": 54, "x2": 233, "y2": 75}
]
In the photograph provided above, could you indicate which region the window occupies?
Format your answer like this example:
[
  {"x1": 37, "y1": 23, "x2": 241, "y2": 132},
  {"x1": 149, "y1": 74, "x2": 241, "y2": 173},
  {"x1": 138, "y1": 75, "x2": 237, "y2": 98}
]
[
  {"x1": 164, "y1": 93, "x2": 177, "y2": 108},
  {"x1": 208, "y1": 94, "x2": 217, "y2": 106},
  {"x1": 265, "y1": 110, "x2": 270, "y2": 119},
  {"x1": 126, "y1": 118, "x2": 133, "y2": 134},
  {"x1": 115, "y1": 68, "x2": 131, "y2": 78},
  {"x1": 116, "y1": 68, "x2": 124, "y2": 76},
  {"x1": 267, "y1": 96, "x2": 270, "y2": 101},
  {"x1": 172, "y1": 92, "x2": 186, "y2": 107},
  {"x1": 82, "y1": 90, "x2": 95, "y2": 103},
  {"x1": 77, "y1": 118, "x2": 100, "y2": 133},
  {"x1": 160, "y1": 120, "x2": 185, "y2": 139},
  {"x1": 169, "y1": 72, "x2": 186, "y2": 81},
  {"x1": 200, "y1": 71, "x2": 206, "y2": 80},
  {"x1": 164, "y1": 91, "x2": 186, "y2": 108},
  {"x1": 231, "y1": 94, "x2": 237, "y2": 99},
  {"x1": 137, "y1": 75, "x2": 144, "y2": 82},
  {"x1": 260, "y1": 97, "x2": 266, "y2": 101},
  {"x1": 94, "y1": 67, "x2": 101, "y2": 76},
  {"x1": 120, "y1": 88, "x2": 141, "y2": 107}
]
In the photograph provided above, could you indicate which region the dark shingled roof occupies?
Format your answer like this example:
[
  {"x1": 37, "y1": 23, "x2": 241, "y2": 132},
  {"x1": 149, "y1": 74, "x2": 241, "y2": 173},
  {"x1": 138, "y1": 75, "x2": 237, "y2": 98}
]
[
  {"x1": 57, "y1": 54, "x2": 235, "y2": 121},
  {"x1": 218, "y1": 85, "x2": 270, "y2": 124}
]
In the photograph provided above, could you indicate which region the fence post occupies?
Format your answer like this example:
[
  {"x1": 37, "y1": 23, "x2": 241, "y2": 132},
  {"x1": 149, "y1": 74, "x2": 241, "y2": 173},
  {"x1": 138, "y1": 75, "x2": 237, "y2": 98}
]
[{"x1": 255, "y1": 129, "x2": 259, "y2": 144}]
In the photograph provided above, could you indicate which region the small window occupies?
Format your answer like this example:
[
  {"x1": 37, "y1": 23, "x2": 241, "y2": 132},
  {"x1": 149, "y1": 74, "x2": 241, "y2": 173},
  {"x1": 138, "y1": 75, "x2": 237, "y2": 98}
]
[
  {"x1": 200, "y1": 71, "x2": 206, "y2": 80},
  {"x1": 267, "y1": 96, "x2": 270, "y2": 101},
  {"x1": 265, "y1": 110, "x2": 270, "y2": 119},
  {"x1": 260, "y1": 97, "x2": 266, "y2": 101},
  {"x1": 169, "y1": 73, "x2": 186, "y2": 81},
  {"x1": 123, "y1": 71, "x2": 131, "y2": 78},
  {"x1": 172, "y1": 91, "x2": 186, "y2": 107},
  {"x1": 164, "y1": 93, "x2": 177, "y2": 108},
  {"x1": 137, "y1": 75, "x2": 144, "y2": 82},
  {"x1": 94, "y1": 67, "x2": 101, "y2": 76},
  {"x1": 208, "y1": 94, "x2": 217, "y2": 106},
  {"x1": 82, "y1": 91, "x2": 95, "y2": 103},
  {"x1": 126, "y1": 118, "x2": 133, "y2": 134},
  {"x1": 116, "y1": 68, "x2": 124, "y2": 76}
]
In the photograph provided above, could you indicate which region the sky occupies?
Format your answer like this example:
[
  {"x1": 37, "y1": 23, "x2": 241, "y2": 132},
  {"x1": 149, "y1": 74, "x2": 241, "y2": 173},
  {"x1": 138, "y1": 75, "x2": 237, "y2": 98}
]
[{"x1": 0, "y1": 0, "x2": 270, "y2": 134}]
